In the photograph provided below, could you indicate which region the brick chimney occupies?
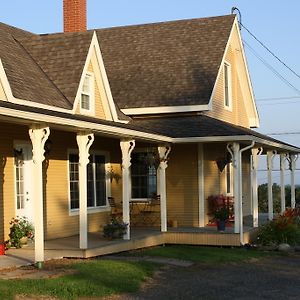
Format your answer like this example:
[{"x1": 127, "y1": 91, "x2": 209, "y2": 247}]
[{"x1": 63, "y1": 0, "x2": 87, "y2": 32}]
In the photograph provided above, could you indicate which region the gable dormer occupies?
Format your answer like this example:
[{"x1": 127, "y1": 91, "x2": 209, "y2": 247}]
[
  {"x1": 73, "y1": 32, "x2": 122, "y2": 122},
  {"x1": 205, "y1": 19, "x2": 259, "y2": 128}
]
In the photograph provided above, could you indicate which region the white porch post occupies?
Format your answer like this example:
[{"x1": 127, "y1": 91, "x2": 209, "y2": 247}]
[
  {"x1": 227, "y1": 143, "x2": 240, "y2": 233},
  {"x1": 289, "y1": 154, "x2": 298, "y2": 208},
  {"x1": 267, "y1": 151, "x2": 276, "y2": 220},
  {"x1": 198, "y1": 144, "x2": 205, "y2": 227},
  {"x1": 120, "y1": 140, "x2": 135, "y2": 240},
  {"x1": 29, "y1": 125, "x2": 50, "y2": 267},
  {"x1": 76, "y1": 132, "x2": 94, "y2": 249},
  {"x1": 280, "y1": 154, "x2": 287, "y2": 213},
  {"x1": 251, "y1": 148, "x2": 262, "y2": 227},
  {"x1": 158, "y1": 145, "x2": 171, "y2": 232}
]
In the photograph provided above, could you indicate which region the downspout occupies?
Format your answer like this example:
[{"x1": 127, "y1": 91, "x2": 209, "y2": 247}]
[{"x1": 239, "y1": 141, "x2": 255, "y2": 245}]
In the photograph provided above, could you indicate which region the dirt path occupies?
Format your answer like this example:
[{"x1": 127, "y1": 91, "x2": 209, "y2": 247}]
[{"x1": 103, "y1": 254, "x2": 300, "y2": 300}]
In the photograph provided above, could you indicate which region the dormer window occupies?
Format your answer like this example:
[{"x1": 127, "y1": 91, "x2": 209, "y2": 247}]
[
  {"x1": 224, "y1": 62, "x2": 232, "y2": 110},
  {"x1": 80, "y1": 73, "x2": 94, "y2": 114}
]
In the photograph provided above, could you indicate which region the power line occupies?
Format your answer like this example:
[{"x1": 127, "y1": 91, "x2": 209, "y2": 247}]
[
  {"x1": 266, "y1": 131, "x2": 300, "y2": 136},
  {"x1": 258, "y1": 100, "x2": 300, "y2": 106},
  {"x1": 240, "y1": 22, "x2": 300, "y2": 80},
  {"x1": 256, "y1": 96, "x2": 300, "y2": 101},
  {"x1": 243, "y1": 40, "x2": 300, "y2": 95}
]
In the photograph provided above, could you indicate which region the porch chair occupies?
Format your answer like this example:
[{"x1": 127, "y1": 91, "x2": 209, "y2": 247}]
[
  {"x1": 108, "y1": 196, "x2": 123, "y2": 220},
  {"x1": 141, "y1": 195, "x2": 161, "y2": 226}
]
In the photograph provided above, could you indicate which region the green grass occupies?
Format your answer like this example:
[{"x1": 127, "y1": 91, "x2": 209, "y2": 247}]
[
  {"x1": 128, "y1": 245, "x2": 278, "y2": 263},
  {"x1": 0, "y1": 260, "x2": 157, "y2": 300}
]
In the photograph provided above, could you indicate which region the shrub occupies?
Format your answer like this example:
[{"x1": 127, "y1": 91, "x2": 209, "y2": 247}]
[
  {"x1": 257, "y1": 208, "x2": 300, "y2": 246},
  {"x1": 8, "y1": 216, "x2": 34, "y2": 248},
  {"x1": 103, "y1": 218, "x2": 128, "y2": 239}
]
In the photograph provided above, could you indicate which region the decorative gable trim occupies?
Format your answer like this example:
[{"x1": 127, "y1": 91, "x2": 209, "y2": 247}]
[
  {"x1": 73, "y1": 31, "x2": 124, "y2": 123},
  {"x1": 0, "y1": 59, "x2": 13, "y2": 100}
]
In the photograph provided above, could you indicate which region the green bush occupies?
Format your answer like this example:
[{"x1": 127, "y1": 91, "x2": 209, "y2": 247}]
[{"x1": 257, "y1": 208, "x2": 300, "y2": 246}]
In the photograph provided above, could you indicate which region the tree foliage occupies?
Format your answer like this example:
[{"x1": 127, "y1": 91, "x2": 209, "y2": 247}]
[{"x1": 258, "y1": 183, "x2": 300, "y2": 213}]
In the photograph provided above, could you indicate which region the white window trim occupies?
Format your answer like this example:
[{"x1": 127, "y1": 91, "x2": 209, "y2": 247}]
[
  {"x1": 223, "y1": 61, "x2": 232, "y2": 111},
  {"x1": 225, "y1": 162, "x2": 233, "y2": 196},
  {"x1": 67, "y1": 149, "x2": 111, "y2": 216},
  {"x1": 80, "y1": 72, "x2": 95, "y2": 116}
]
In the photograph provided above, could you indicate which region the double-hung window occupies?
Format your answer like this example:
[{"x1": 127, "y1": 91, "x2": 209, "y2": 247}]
[
  {"x1": 224, "y1": 62, "x2": 232, "y2": 109},
  {"x1": 80, "y1": 73, "x2": 94, "y2": 113},
  {"x1": 131, "y1": 152, "x2": 157, "y2": 199},
  {"x1": 69, "y1": 152, "x2": 108, "y2": 210}
]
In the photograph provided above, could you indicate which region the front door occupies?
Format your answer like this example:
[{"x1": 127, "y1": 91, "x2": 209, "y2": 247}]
[{"x1": 14, "y1": 144, "x2": 34, "y2": 224}]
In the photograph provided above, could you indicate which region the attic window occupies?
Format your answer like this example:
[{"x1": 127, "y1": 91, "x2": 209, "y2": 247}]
[
  {"x1": 224, "y1": 62, "x2": 232, "y2": 109},
  {"x1": 81, "y1": 73, "x2": 94, "y2": 113}
]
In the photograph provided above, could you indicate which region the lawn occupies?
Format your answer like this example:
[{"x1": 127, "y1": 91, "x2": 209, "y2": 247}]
[
  {"x1": 0, "y1": 246, "x2": 279, "y2": 299},
  {"x1": 128, "y1": 245, "x2": 278, "y2": 263},
  {"x1": 0, "y1": 260, "x2": 157, "y2": 300}
]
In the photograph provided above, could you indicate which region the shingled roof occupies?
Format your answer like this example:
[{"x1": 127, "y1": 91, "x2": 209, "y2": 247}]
[
  {"x1": 96, "y1": 15, "x2": 235, "y2": 109},
  {"x1": 0, "y1": 23, "x2": 72, "y2": 109},
  {"x1": 129, "y1": 114, "x2": 299, "y2": 150},
  {"x1": 18, "y1": 31, "x2": 93, "y2": 105},
  {"x1": 0, "y1": 15, "x2": 235, "y2": 112}
]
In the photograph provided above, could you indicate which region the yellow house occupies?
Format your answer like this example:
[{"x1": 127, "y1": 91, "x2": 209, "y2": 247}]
[{"x1": 0, "y1": 0, "x2": 299, "y2": 265}]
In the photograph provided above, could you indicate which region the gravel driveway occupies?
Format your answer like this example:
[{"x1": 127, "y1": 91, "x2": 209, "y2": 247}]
[{"x1": 104, "y1": 254, "x2": 300, "y2": 300}]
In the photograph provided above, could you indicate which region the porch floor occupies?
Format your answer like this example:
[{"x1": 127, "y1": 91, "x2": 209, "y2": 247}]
[{"x1": 2, "y1": 223, "x2": 260, "y2": 270}]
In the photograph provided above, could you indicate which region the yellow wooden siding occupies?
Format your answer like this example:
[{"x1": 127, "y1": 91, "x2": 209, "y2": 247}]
[
  {"x1": 45, "y1": 131, "x2": 122, "y2": 239},
  {"x1": 166, "y1": 144, "x2": 199, "y2": 227},
  {"x1": 203, "y1": 143, "x2": 227, "y2": 224},
  {"x1": 0, "y1": 80, "x2": 7, "y2": 101},
  {"x1": 205, "y1": 35, "x2": 250, "y2": 128},
  {"x1": 0, "y1": 123, "x2": 29, "y2": 240},
  {"x1": 75, "y1": 55, "x2": 108, "y2": 120}
]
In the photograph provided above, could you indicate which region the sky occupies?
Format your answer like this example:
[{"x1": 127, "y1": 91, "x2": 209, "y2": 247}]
[{"x1": 1, "y1": 0, "x2": 300, "y2": 183}]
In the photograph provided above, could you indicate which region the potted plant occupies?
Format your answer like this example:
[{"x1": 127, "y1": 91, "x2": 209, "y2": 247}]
[
  {"x1": 7, "y1": 216, "x2": 34, "y2": 248},
  {"x1": 214, "y1": 207, "x2": 229, "y2": 232},
  {"x1": 103, "y1": 218, "x2": 128, "y2": 239}
]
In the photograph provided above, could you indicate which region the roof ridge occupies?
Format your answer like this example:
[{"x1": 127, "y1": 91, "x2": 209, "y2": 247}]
[
  {"x1": 0, "y1": 21, "x2": 35, "y2": 36},
  {"x1": 14, "y1": 36, "x2": 73, "y2": 108},
  {"x1": 93, "y1": 14, "x2": 235, "y2": 32}
]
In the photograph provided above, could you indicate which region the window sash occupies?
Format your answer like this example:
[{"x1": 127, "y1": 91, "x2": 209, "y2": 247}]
[
  {"x1": 69, "y1": 153, "x2": 107, "y2": 210},
  {"x1": 81, "y1": 74, "x2": 92, "y2": 111},
  {"x1": 131, "y1": 152, "x2": 157, "y2": 199}
]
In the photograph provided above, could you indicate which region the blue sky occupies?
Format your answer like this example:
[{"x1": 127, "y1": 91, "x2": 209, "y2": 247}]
[{"x1": 1, "y1": 0, "x2": 300, "y2": 182}]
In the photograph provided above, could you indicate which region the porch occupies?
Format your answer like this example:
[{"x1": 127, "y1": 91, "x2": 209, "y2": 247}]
[{"x1": 5, "y1": 222, "x2": 259, "y2": 266}]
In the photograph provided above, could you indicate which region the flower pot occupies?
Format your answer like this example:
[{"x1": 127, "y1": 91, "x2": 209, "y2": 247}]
[
  {"x1": 0, "y1": 243, "x2": 5, "y2": 255},
  {"x1": 20, "y1": 236, "x2": 28, "y2": 246},
  {"x1": 217, "y1": 220, "x2": 226, "y2": 232}
]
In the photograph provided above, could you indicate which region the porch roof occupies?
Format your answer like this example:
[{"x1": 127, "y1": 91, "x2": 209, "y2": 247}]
[
  {"x1": 129, "y1": 114, "x2": 300, "y2": 153},
  {"x1": 0, "y1": 101, "x2": 299, "y2": 153}
]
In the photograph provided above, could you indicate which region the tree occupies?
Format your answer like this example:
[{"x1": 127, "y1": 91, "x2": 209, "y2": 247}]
[{"x1": 258, "y1": 183, "x2": 300, "y2": 213}]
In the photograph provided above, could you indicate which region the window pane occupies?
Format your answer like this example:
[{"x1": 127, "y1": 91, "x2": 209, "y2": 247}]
[
  {"x1": 83, "y1": 75, "x2": 90, "y2": 93},
  {"x1": 69, "y1": 154, "x2": 79, "y2": 209},
  {"x1": 131, "y1": 152, "x2": 157, "y2": 198},
  {"x1": 81, "y1": 94, "x2": 90, "y2": 110},
  {"x1": 95, "y1": 155, "x2": 106, "y2": 206},
  {"x1": 87, "y1": 161, "x2": 94, "y2": 207}
]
